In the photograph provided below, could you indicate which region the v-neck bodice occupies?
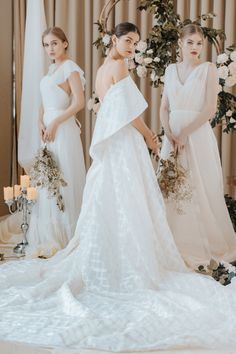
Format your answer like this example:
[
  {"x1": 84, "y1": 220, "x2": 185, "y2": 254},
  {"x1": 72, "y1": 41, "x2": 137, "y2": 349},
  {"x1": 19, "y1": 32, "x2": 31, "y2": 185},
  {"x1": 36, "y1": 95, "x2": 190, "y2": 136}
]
[
  {"x1": 165, "y1": 62, "x2": 210, "y2": 113},
  {"x1": 175, "y1": 62, "x2": 207, "y2": 86}
]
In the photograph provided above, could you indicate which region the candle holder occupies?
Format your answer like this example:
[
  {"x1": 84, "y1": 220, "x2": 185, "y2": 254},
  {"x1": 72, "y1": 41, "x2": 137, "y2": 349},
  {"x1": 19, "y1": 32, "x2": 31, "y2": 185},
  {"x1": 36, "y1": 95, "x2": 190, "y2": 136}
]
[{"x1": 5, "y1": 188, "x2": 36, "y2": 255}]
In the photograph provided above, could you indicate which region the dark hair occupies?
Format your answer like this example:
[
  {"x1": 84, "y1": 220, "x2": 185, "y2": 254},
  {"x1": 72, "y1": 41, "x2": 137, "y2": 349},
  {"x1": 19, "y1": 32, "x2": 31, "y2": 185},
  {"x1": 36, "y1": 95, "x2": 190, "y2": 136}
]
[
  {"x1": 179, "y1": 24, "x2": 204, "y2": 40},
  {"x1": 42, "y1": 27, "x2": 69, "y2": 50},
  {"x1": 113, "y1": 22, "x2": 140, "y2": 38}
]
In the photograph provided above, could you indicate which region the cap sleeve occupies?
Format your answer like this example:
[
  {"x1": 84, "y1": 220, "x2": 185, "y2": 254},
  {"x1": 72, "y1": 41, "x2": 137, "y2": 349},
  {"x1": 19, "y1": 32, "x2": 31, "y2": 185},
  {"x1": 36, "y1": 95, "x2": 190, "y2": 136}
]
[
  {"x1": 164, "y1": 64, "x2": 173, "y2": 84},
  {"x1": 63, "y1": 60, "x2": 86, "y2": 90},
  {"x1": 162, "y1": 64, "x2": 173, "y2": 97}
]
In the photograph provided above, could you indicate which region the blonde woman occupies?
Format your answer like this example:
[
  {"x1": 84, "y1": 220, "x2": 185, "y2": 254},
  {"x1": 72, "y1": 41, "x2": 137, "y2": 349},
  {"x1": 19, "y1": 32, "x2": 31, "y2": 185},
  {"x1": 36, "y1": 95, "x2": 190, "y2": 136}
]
[{"x1": 160, "y1": 24, "x2": 236, "y2": 268}]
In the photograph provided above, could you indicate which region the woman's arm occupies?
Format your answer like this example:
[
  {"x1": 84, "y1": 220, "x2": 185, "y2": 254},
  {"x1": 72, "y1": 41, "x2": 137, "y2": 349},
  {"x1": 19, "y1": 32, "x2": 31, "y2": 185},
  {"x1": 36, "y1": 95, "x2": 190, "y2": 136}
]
[
  {"x1": 160, "y1": 89, "x2": 176, "y2": 148},
  {"x1": 131, "y1": 117, "x2": 158, "y2": 153},
  {"x1": 174, "y1": 63, "x2": 218, "y2": 149},
  {"x1": 38, "y1": 104, "x2": 45, "y2": 141},
  {"x1": 112, "y1": 60, "x2": 158, "y2": 153},
  {"x1": 44, "y1": 72, "x2": 85, "y2": 142}
]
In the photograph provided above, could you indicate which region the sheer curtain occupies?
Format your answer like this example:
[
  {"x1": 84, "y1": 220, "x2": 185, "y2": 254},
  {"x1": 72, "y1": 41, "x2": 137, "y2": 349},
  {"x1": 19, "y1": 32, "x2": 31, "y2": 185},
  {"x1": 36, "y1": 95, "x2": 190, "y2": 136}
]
[{"x1": 18, "y1": 0, "x2": 47, "y2": 173}]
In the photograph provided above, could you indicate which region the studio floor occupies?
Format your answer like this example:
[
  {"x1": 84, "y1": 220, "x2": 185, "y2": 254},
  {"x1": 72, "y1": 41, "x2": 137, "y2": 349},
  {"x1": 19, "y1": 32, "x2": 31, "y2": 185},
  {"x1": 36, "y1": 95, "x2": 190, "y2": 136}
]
[{"x1": 0, "y1": 340, "x2": 236, "y2": 354}]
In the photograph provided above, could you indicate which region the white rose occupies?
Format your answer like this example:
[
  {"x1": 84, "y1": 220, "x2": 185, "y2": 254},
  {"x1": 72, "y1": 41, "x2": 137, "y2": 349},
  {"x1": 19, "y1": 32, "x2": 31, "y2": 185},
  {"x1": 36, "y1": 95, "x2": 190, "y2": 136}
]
[
  {"x1": 136, "y1": 65, "x2": 147, "y2": 78},
  {"x1": 160, "y1": 75, "x2": 165, "y2": 82},
  {"x1": 153, "y1": 18, "x2": 159, "y2": 26},
  {"x1": 154, "y1": 57, "x2": 161, "y2": 63},
  {"x1": 230, "y1": 117, "x2": 236, "y2": 124},
  {"x1": 230, "y1": 50, "x2": 236, "y2": 62},
  {"x1": 102, "y1": 34, "x2": 111, "y2": 46},
  {"x1": 229, "y1": 264, "x2": 236, "y2": 272},
  {"x1": 219, "y1": 261, "x2": 236, "y2": 273},
  {"x1": 225, "y1": 75, "x2": 236, "y2": 87},
  {"x1": 135, "y1": 53, "x2": 144, "y2": 64},
  {"x1": 228, "y1": 61, "x2": 236, "y2": 75},
  {"x1": 217, "y1": 65, "x2": 229, "y2": 80},
  {"x1": 216, "y1": 84, "x2": 222, "y2": 93},
  {"x1": 127, "y1": 58, "x2": 136, "y2": 70},
  {"x1": 87, "y1": 97, "x2": 95, "y2": 111},
  {"x1": 136, "y1": 40, "x2": 147, "y2": 53},
  {"x1": 217, "y1": 53, "x2": 228, "y2": 64},
  {"x1": 226, "y1": 110, "x2": 233, "y2": 117},
  {"x1": 144, "y1": 57, "x2": 153, "y2": 64},
  {"x1": 146, "y1": 49, "x2": 153, "y2": 54}
]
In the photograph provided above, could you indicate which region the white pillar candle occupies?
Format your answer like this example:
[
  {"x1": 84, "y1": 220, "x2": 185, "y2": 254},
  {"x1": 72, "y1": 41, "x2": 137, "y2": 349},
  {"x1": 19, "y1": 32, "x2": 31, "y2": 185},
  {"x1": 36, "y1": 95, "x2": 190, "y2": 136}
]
[
  {"x1": 27, "y1": 187, "x2": 37, "y2": 200},
  {"x1": 14, "y1": 184, "x2": 21, "y2": 198},
  {"x1": 20, "y1": 175, "x2": 30, "y2": 188},
  {"x1": 3, "y1": 187, "x2": 14, "y2": 200}
]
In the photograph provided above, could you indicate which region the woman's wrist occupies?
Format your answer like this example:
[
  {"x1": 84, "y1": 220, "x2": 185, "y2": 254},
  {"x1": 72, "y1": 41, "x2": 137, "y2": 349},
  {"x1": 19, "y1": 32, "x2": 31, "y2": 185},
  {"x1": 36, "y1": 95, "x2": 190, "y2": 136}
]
[
  {"x1": 181, "y1": 127, "x2": 188, "y2": 137},
  {"x1": 54, "y1": 117, "x2": 61, "y2": 126},
  {"x1": 144, "y1": 129, "x2": 154, "y2": 141},
  {"x1": 164, "y1": 126, "x2": 172, "y2": 135}
]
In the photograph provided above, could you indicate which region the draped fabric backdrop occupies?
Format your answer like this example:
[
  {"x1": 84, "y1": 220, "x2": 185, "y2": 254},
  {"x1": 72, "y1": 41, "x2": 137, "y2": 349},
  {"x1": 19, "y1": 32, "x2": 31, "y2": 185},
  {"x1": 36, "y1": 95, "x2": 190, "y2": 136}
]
[
  {"x1": 0, "y1": 0, "x2": 13, "y2": 216},
  {"x1": 1, "y1": 0, "x2": 234, "y2": 216},
  {"x1": 18, "y1": 0, "x2": 47, "y2": 173}
]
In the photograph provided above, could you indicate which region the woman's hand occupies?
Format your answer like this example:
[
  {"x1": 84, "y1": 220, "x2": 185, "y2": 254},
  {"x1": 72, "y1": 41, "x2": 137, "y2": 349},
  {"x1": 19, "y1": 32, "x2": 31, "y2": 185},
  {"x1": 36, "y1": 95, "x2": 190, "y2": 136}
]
[
  {"x1": 173, "y1": 129, "x2": 188, "y2": 154},
  {"x1": 145, "y1": 132, "x2": 159, "y2": 154},
  {"x1": 39, "y1": 120, "x2": 46, "y2": 141},
  {"x1": 165, "y1": 131, "x2": 176, "y2": 149},
  {"x1": 43, "y1": 120, "x2": 59, "y2": 142}
]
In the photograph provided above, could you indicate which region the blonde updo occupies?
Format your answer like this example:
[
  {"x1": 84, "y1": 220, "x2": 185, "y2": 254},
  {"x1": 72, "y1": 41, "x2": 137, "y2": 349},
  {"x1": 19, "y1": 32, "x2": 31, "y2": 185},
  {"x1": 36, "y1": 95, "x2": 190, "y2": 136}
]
[{"x1": 179, "y1": 24, "x2": 204, "y2": 40}]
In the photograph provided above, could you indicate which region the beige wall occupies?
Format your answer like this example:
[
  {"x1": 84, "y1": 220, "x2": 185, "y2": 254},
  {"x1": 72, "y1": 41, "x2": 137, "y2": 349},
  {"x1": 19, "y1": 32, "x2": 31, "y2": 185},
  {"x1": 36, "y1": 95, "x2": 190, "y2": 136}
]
[{"x1": 0, "y1": 0, "x2": 13, "y2": 216}]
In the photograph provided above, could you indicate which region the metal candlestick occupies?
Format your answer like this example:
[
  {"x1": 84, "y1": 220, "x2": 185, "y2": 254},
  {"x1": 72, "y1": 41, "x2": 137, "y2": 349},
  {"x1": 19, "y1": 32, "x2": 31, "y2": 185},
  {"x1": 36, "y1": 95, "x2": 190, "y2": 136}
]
[{"x1": 5, "y1": 188, "x2": 36, "y2": 255}]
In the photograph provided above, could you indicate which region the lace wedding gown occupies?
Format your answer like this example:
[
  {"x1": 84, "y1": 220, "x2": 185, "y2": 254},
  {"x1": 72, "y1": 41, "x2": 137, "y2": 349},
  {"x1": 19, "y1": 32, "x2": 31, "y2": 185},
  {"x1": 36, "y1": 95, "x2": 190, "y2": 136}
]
[
  {"x1": 160, "y1": 62, "x2": 236, "y2": 268},
  {"x1": 1, "y1": 76, "x2": 236, "y2": 352},
  {"x1": 26, "y1": 60, "x2": 86, "y2": 256}
]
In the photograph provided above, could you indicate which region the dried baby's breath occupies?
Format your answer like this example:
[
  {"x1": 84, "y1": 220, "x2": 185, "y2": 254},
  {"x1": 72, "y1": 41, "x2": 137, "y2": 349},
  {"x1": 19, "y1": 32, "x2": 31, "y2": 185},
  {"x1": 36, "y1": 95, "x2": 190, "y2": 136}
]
[
  {"x1": 30, "y1": 145, "x2": 67, "y2": 212},
  {"x1": 157, "y1": 152, "x2": 192, "y2": 213}
]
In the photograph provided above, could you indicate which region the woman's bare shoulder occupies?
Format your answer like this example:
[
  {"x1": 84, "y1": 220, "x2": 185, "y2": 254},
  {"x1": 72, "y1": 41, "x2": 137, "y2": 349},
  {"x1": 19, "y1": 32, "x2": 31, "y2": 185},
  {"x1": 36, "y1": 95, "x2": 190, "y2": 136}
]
[
  {"x1": 206, "y1": 61, "x2": 217, "y2": 75},
  {"x1": 112, "y1": 59, "x2": 129, "y2": 82}
]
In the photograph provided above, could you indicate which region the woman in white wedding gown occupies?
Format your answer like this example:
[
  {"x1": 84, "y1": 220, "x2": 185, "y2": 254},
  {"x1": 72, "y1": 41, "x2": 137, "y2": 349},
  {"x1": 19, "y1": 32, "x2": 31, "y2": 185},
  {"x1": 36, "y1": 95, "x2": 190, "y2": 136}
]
[
  {"x1": 1, "y1": 22, "x2": 236, "y2": 352},
  {"x1": 26, "y1": 27, "x2": 86, "y2": 257},
  {"x1": 160, "y1": 24, "x2": 236, "y2": 268}
]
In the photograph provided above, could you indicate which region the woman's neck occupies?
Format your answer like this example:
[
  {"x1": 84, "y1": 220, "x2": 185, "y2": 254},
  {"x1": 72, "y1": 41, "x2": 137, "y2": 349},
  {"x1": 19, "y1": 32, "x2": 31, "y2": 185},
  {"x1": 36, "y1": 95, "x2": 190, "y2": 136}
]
[
  {"x1": 181, "y1": 57, "x2": 201, "y2": 67},
  {"x1": 107, "y1": 47, "x2": 124, "y2": 60},
  {"x1": 54, "y1": 54, "x2": 68, "y2": 65}
]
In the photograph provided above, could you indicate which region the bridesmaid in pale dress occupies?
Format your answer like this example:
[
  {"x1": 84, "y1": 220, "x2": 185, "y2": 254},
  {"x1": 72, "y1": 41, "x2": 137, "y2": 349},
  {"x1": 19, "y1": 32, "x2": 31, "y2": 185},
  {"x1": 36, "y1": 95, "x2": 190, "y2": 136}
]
[
  {"x1": 26, "y1": 27, "x2": 86, "y2": 257},
  {"x1": 160, "y1": 24, "x2": 236, "y2": 268}
]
